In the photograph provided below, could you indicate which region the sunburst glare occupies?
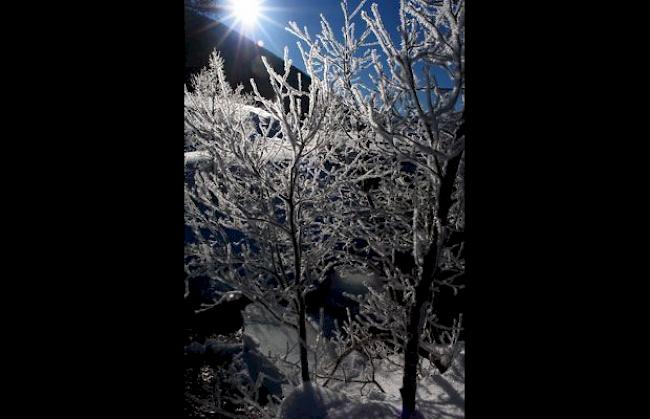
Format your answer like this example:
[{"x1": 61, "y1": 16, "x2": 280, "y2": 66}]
[{"x1": 227, "y1": 0, "x2": 263, "y2": 29}]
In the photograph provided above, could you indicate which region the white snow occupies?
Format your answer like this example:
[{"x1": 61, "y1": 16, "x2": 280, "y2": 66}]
[
  {"x1": 244, "y1": 299, "x2": 464, "y2": 418},
  {"x1": 243, "y1": 303, "x2": 334, "y2": 369},
  {"x1": 184, "y1": 150, "x2": 212, "y2": 168},
  {"x1": 241, "y1": 104, "x2": 275, "y2": 120},
  {"x1": 313, "y1": 345, "x2": 465, "y2": 418},
  {"x1": 278, "y1": 382, "x2": 400, "y2": 419},
  {"x1": 278, "y1": 383, "x2": 347, "y2": 418}
]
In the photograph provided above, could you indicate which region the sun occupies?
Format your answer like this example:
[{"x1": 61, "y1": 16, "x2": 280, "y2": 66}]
[{"x1": 228, "y1": 0, "x2": 262, "y2": 29}]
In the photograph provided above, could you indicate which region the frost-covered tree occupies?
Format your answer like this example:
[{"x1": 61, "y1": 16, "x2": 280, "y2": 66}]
[
  {"x1": 286, "y1": 1, "x2": 465, "y2": 417},
  {"x1": 184, "y1": 47, "x2": 343, "y2": 385},
  {"x1": 185, "y1": 0, "x2": 465, "y2": 415}
]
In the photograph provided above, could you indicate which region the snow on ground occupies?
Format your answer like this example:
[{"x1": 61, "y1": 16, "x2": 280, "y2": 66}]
[
  {"x1": 278, "y1": 382, "x2": 401, "y2": 419},
  {"x1": 244, "y1": 305, "x2": 307, "y2": 366},
  {"x1": 329, "y1": 269, "x2": 464, "y2": 417},
  {"x1": 243, "y1": 303, "x2": 336, "y2": 380},
  {"x1": 335, "y1": 267, "x2": 383, "y2": 295},
  {"x1": 278, "y1": 379, "x2": 464, "y2": 419},
  {"x1": 244, "y1": 298, "x2": 464, "y2": 418},
  {"x1": 277, "y1": 382, "x2": 350, "y2": 419},
  {"x1": 322, "y1": 344, "x2": 465, "y2": 419},
  {"x1": 184, "y1": 150, "x2": 212, "y2": 171},
  {"x1": 243, "y1": 267, "x2": 463, "y2": 417}
]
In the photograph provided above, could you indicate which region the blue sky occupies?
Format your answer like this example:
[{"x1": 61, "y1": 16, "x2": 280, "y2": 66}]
[
  {"x1": 217, "y1": 0, "x2": 405, "y2": 73},
  {"x1": 204, "y1": 0, "x2": 459, "y2": 109}
]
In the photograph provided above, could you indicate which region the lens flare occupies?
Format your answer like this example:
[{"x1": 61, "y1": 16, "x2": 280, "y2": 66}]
[{"x1": 229, "y1": 0, "x2": 261, "y2": 28}]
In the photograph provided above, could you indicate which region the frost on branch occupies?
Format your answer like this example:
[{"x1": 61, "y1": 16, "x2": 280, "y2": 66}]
[
  {"x1": 282, "y1": 1, "x2": 465, "y2": 417},
  {"x1": 184, "y1": 45, "x2": 353, "y2": 386},
  {"x1": 184, "y1": 1, "x2": 465, "y2": 417}
]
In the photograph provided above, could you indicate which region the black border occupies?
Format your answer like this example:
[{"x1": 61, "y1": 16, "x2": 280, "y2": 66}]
[
  {"x1": 8, "y1": 0, "x2": 624, "y2": 416},
  {"x1": 10, "y1": 2, "x2": 185, "y2": 416}
]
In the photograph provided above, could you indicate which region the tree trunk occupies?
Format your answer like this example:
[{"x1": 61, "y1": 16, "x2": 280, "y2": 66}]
[
  {"x1": 288, "y1": 170, "x2": 310, "y2": 383},
  {"x1": 400, "y1": 305, "x2": 423, "y2": 417},
  {"x1": 297, "y1": 292, "x2": 311, "y2": 383},
  {"x1": 400, "y1": 141, "x2": 464, "y2": 417},
  {"x1": 400, "y1": 242, "x2": 437, "y2": 418}
]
